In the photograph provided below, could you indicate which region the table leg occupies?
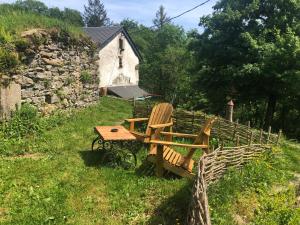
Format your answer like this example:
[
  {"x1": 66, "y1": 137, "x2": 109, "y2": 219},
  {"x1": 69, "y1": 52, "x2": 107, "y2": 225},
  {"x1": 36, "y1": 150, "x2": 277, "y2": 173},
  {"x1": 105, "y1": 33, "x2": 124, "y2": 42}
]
[{"x1": 91, "y1": 136, "x2": 100, "y2": 151}]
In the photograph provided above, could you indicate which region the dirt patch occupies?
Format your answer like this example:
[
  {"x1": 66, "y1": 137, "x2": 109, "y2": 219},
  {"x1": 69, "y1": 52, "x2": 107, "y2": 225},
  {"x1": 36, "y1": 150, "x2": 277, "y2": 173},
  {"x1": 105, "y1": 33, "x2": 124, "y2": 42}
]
[
  {"x1": 0, "y1": 208, "x2": 9, "y2": 222},
  {"x1": 2, "y1": 153, "x2": 44, "y2": 160}
]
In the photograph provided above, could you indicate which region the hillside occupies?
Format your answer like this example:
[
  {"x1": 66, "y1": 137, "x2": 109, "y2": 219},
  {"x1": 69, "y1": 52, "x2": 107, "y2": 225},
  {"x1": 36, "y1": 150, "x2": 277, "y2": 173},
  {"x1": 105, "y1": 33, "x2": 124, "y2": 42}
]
[
  {"x1": 0, "y1": 4, "x2": 85, "y2": 78},
  {"x1": 0, "y1": 97, "x2": 299, "y2": 224}
]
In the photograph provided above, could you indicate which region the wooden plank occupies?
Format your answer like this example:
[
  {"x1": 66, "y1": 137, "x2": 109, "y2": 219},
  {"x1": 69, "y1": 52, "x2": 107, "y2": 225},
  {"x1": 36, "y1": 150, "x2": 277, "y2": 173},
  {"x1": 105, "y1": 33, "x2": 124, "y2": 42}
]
[
  {"x1": 94, "y1": 126, "x2": 136, "y2": 141},
  {"x1": 150, "y1": 140, "x2": 207, "y2": 149}
]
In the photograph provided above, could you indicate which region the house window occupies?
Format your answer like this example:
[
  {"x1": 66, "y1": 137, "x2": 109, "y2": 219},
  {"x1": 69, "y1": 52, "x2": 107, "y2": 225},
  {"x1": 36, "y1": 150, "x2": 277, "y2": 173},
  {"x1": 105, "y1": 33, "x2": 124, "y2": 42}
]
[
  {"x1": 119, "y1": 38, "x2": 124, "y2": 51},
  {"x1": 119, "y1": 56, "x2": 123, "y2": 68}
]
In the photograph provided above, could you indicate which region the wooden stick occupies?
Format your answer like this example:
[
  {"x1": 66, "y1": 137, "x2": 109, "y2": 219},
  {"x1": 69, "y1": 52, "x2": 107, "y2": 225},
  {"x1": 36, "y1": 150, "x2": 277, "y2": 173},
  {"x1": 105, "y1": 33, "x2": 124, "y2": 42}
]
[
  {"x1": 276, "y1": 129, "x2": 282, "y2": 145},
  {"x1": 249, "y1": 132, "x2": 253, "y2": 146},
  {"x1": 236, "y1": 135, "x2": 240, "y2": 147},
  {"x1": 259, "y1": 129, "x2": 263, "y2": 144},
  {"x1": 267, "y1": 126, "x2": 271, "y2": 144}
]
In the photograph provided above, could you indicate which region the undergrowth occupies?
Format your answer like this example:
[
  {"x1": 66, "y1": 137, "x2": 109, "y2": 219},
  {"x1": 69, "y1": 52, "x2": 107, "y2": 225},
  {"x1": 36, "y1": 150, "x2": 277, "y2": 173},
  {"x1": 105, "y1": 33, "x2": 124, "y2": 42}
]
[
  {"x1": 208, "y1": 145, "x2": 300, "y2": 225},
  {"x1": 0, "y1": 103, "x2": 71, "y2": 156}
]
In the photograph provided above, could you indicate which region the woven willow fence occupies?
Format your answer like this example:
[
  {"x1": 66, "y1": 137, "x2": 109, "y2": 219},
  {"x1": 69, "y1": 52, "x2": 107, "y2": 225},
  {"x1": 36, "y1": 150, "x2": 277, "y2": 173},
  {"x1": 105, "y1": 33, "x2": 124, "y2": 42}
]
[
  {"x1": 133, "y1": 103, "x2": 281, "y2": 225},
  {"x1": 133, "y1": 103, "x2": 281, "y2": 146},
  {"x1": 187, "y1": 144, "x2": 271, "y2": 225}
]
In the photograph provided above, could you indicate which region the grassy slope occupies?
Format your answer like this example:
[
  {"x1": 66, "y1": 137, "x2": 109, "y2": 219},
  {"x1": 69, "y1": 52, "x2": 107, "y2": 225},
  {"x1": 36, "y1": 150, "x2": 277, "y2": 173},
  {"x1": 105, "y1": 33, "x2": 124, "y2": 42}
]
[
  {"x1": 0, "y1": 98, "x2": 190, "y2": 224},
  {"x1": 0, "y1": 97, "x2": 299, "y2": 224},
  {"x1": 0, "y1": 6, "x2": 82, "y2": 42}
]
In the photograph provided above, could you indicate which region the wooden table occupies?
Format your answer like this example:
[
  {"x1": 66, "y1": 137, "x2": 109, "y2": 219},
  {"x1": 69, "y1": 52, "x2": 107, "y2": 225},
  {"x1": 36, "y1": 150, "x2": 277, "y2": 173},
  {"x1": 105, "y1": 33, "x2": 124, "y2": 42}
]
[{"x1": 92, "y1": 126, "x2": 138, "y2": 166}]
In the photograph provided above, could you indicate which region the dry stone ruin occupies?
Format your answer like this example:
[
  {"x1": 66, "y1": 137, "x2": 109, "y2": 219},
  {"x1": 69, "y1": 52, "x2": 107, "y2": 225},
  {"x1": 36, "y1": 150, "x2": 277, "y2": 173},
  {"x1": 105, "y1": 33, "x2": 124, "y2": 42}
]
[{"x1": 0, "y1": 29, "x2": 99, "y2": 119}]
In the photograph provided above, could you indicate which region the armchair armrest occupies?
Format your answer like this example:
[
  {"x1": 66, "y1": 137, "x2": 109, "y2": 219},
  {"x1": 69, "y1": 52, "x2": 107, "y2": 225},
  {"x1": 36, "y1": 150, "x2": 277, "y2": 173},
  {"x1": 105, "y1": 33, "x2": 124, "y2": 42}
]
[
  {"x1": 160, "y1": 132, "x2": 198, "y2": 139},
  {"x1": 150, "y1": 140, "x2": 207, "y2": 149},
  {"x1": 125, "y1": 118, "x2": 149, "y2": 132},
  {"x1": 149, "y1": 122, "x2": 173, "y2": 129},
  {"x1": 125, "y1": 118, "x2": 149, "y2": 122}
]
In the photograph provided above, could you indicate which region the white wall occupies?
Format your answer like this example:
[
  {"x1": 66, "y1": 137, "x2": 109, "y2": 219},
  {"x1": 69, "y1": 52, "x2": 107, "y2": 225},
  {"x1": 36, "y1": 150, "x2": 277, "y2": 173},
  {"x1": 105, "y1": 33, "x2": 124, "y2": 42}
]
[{"x1": 98, "y1": 33, "x2": 140, "y2": 87}]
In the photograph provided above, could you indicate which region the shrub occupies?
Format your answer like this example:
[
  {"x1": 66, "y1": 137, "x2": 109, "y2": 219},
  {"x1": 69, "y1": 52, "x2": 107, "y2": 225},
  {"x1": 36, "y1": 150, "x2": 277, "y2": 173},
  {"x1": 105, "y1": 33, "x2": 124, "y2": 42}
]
[
  {"x1": 0, "y1": 46, "x2": 19, "y2": 71},
  {"x1": 1, "y1": 103, "x2": 42, "y2": 139},
  {"x1": 80, "y1": 70, "x2": 92, "y2": 84}
]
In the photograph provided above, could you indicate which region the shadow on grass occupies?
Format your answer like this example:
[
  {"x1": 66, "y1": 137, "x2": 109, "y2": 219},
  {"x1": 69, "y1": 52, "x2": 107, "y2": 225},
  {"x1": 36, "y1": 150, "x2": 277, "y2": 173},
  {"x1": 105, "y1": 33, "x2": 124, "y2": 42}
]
[
  {"x1": 147, "y1": 181, "x2": 193, "y2": 225},
  {"x1": 79, "y1": 150, "x2": 106, "y2": 168}
]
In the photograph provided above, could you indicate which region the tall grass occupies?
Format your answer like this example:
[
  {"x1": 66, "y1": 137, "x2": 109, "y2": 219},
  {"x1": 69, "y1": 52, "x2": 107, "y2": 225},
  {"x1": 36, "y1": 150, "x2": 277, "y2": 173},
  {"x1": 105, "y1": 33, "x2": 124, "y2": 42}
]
[{"x1": 0, "y1": 4, "x2": 83, "y2": 43}]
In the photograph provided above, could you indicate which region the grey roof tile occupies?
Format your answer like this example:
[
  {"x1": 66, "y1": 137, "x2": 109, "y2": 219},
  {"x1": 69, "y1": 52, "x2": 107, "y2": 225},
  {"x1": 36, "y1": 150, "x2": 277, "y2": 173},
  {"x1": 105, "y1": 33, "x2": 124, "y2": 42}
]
[{"x1": 82, "y1": 26, "x2": 142, "y2": 60}]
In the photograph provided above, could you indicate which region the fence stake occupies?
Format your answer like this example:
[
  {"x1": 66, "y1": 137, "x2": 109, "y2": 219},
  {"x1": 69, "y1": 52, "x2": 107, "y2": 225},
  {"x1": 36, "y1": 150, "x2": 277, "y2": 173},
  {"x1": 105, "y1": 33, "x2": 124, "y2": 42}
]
[
  {"x1": 236, "y1": 135, "x2": 240, "y2": 147},
  {"x1": 249, "y1": 132, "x2": 253, "y2": 146},
  {"x1": 276, "y1": 129, "x2": 282, "y2": 145},
  {"x1": 267, "y1": 126, "x2": 271, "y2": 144},
  {"x1": 259, "y1": 129, "x2": 263, "y2": 144},
  {"x1": 232, "y1": 123, "x2": 237, "y2": 140},
  {"x1": 226, "y1": 100, "x2": 234, "y2": 122}
]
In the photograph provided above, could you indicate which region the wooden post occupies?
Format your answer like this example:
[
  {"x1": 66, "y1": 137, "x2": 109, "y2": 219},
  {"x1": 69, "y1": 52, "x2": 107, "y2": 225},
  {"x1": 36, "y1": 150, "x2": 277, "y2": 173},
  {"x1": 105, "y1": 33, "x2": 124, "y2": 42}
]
[
  {"x1": 236, "y1": 135, "x2": 240, "y2": 146},
  {"x1": 155, "y1": 144, "x2": 164, "y2": 177},
  {"x1": 276, "y1": 129, "x2": 282, "y2": 145},
  {"x1": 226, "y1": 100, "x2": 234, "y2": 122},
  {"x1": 249, "y1": 132, "x2": 253, "y2": 146},
  {"x1": 267, "y1": 126, "x2": 271, "y2": 144},
  {"x1": 232, "y1": 123, "x2": 238, "y2": 140},
  {"x1": 247, "y1": 121, "x2": 251, "y2": 143}
]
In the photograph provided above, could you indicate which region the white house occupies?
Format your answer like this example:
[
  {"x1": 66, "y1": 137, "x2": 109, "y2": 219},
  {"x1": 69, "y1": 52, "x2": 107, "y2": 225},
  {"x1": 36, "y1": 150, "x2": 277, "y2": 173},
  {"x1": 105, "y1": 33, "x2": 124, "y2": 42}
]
[{"x1": 83, "y1": 26, "x2": 148, "y2": 99}]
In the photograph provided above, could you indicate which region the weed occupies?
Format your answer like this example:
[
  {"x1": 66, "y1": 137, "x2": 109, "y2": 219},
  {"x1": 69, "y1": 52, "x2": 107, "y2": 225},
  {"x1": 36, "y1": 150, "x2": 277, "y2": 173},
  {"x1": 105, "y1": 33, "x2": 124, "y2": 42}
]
[{"x1": 80, "y1": 70, "x2": 92, "y2": 84}]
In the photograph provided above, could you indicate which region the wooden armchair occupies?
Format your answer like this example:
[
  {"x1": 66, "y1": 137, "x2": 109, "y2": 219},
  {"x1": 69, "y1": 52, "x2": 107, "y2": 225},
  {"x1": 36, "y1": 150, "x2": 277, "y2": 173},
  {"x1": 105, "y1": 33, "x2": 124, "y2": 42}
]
[
  {"x1": 125, "y1": 103, "x2": 173, "y2": 143},
  {"x1": 147, "y1": 117, "x2": 217, "y2": 178}
]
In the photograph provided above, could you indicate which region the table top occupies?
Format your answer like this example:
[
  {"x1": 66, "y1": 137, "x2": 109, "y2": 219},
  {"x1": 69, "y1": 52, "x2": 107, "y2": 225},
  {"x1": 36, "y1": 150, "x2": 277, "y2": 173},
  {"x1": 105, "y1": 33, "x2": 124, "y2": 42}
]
[{"x1": 94, "y1": 125, "x2": 137, "y2": 141}]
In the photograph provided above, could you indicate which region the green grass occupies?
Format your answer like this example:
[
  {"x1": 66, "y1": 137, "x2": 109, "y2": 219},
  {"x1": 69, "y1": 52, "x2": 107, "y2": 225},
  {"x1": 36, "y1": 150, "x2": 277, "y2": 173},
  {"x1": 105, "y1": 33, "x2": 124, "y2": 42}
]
[
  {"x1": 0, "y1": 97, "x2": 191, "y2": 224},
  {"x1": 0, "y1": 5, "x2": 83, "y2": 43},
  {"x1": 0, "y1": 97, "x2": 299, "y2": 224}
]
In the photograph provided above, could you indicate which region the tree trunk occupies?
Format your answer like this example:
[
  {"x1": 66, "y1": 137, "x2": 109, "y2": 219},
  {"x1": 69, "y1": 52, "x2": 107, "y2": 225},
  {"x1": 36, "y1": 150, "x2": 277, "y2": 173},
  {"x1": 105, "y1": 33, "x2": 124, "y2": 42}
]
[{"x1": 264, "y1": 94, "x2": 277, "y2": 130}]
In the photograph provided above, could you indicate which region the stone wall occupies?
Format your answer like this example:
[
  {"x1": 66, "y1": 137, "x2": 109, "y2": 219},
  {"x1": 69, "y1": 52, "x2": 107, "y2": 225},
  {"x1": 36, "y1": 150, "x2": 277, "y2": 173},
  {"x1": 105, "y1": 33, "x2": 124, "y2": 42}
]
[
  {"x1": 2, "y1": 29, "x2": 100, "y2": 116},
  {"x1": 0, "y1": 82, "x2": 21, "y2": 119}
]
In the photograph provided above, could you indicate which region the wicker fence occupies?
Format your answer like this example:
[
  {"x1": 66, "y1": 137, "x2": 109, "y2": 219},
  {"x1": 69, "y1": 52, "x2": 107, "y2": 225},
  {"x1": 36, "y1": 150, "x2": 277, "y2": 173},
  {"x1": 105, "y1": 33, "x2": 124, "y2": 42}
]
[
  {"x1": 133, "y1": 103, "x2": 280, "y2": 225},
  {"x1": 187, "y1": 144, "x2": 271, "y2": 225},
  {"x1": 133, "y1": 103, "x2": 281, "y2": 146}
]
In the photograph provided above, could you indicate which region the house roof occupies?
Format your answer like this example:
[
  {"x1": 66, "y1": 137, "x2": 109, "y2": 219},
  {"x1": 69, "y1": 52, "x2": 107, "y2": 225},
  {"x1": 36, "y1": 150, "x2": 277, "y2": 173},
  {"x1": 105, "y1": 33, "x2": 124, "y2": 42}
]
[
  {"x1": 107, "y1": 85, "x2": 150, "y2": 100},
  {"x1": 83, "y1": 26, "x2": 142, "y2": 60}
]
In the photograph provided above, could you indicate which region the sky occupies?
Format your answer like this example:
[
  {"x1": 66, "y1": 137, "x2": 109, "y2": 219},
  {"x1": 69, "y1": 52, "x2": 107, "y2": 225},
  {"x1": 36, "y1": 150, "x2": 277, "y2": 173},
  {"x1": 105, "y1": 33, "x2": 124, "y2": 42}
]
[{"x1": 0, "y1": 0, "x2": 218, "y2": 31}]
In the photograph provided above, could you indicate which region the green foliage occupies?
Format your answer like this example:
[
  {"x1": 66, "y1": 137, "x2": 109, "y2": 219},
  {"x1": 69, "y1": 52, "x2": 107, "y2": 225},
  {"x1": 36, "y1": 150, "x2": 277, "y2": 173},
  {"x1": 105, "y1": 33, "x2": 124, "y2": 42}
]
[
  {"x1": 0, "y1": 4, "x2": 83, "y2": 41},
  {"x1": 13, "y1": 0, "x2": 84, "y2": 26},
  {"x1": 208, "y1": 145, "x2": 300, "y2": 225},
  {"x1": 84, "y1": 0, "x2": 110, "y2": 27},
  {"x1": 80, "y1": 70, "x2": 93, "y2": 84},
  {"x1": 124, "y1": 19, "x2": 194, "y2": 105},
  {"x1": 0, "y1": 46, "x2": 19, "y2": 72},
  {"x1": 153, "y1": 5, "x2": 171, "y2": 29},
  {"x1": 0, "y1": 98, "x2": 299, "y2": 224},
  {"x1": 1, "y1": 103, "x2": 41, "y2": 139},
  {"x1": 191, "y1": 0, "x2": 300, "y2": 138}
]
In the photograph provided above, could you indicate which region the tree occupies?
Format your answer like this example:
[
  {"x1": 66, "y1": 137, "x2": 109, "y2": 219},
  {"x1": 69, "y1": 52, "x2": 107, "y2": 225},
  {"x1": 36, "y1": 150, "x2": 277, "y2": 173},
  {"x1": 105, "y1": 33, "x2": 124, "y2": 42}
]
[
  {"x1": 83, "y1": 0, "x2": 110, "y2": 27},
  {"x1": 48, "y1": 7, "x2": 63, "y2": 19},
  {"x1": 192, "y1": 0, "x2": 300, "y2": 136},
  {"x1": 63, "y1": 8, "x2": 84, "y2": 26},
  {"x1": 15, "y1": 0, "x2": 48, "y2": 14},
  {"x1": 153, "y1": 5, "x2": 171, "y2": 29}
]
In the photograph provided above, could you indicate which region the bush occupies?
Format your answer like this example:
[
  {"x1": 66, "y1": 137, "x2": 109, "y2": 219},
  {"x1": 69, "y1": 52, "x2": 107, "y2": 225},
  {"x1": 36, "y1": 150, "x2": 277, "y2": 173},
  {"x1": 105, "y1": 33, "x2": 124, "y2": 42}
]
[
  {"x1": 0, "y1": 46, "x2": 19, "y2": 71},
  {"x1": 80, "y1": 70, "x2": 93, "y2": 84},
  {"x1": 1, "y1": 103, "x2": 41, "y2": 139}
]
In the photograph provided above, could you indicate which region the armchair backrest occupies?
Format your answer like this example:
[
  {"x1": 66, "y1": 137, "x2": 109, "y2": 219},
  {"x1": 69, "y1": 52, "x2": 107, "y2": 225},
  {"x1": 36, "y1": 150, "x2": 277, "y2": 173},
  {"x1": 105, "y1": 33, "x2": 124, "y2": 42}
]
[
  {"x1": 145, "y1": 103, "x2": 173, "y2": 140},
  {"x1": 193, "y1": 117, "x2": 217, "y2": 151}
]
